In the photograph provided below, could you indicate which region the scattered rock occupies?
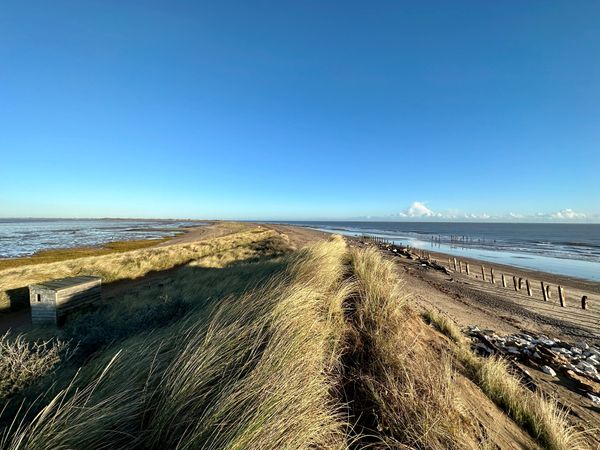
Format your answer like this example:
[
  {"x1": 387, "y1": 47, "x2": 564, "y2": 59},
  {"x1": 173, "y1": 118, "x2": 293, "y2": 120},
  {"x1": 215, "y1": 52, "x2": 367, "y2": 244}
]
[{"x1": 468, "y1": 327, "x2": 600, "y2": 396}]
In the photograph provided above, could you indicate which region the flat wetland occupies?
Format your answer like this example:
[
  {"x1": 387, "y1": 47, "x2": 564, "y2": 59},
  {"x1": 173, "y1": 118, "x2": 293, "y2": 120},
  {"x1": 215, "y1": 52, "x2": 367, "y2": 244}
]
[{"x1": 0, "y1": 237, "x2": 172, "y2": 270}]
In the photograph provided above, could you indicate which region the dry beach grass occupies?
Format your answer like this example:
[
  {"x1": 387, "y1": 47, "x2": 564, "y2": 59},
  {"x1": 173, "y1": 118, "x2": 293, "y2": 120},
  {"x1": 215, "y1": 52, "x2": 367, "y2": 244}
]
[{"x1": 0, "y1": 225, "x2": 587, "y2": 449}]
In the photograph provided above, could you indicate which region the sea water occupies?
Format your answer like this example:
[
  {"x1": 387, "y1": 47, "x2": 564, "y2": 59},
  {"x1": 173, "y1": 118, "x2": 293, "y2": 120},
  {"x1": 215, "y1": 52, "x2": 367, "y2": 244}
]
[
  {"x1": 0, "y1": 218, "x2": 203, "y2": 258},
  {"x1": 277, "y1": 221, "x2": 600, "y2": 282}
]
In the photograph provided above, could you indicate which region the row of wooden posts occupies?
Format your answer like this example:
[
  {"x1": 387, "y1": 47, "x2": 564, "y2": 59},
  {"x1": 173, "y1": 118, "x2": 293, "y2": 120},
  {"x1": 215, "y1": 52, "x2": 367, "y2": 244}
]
[
  {"x1": 361, "y1": 236, "x2": 591, "y2": 311},
  {"x1": 363, "y1": 235, "x2": 393, "y2": 245},
  {"x1": 448, "y1": 256, "x2": 589, "y2": 310}
]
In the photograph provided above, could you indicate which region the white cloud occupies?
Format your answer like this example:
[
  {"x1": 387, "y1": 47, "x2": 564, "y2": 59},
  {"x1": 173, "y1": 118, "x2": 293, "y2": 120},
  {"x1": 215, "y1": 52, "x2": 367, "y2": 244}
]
[
  {"x1": 393, "y1": 202, "x2": 491, "y2": 220},
  {"x1": 405, "y1": 201, "x2": 435, "y2": 217},
  {"x1": 550, "y1": 208, "x2": 586, "y2": 219},
  {"x1": 386, "y1": 203, "x2": 592, "y2": 222}
]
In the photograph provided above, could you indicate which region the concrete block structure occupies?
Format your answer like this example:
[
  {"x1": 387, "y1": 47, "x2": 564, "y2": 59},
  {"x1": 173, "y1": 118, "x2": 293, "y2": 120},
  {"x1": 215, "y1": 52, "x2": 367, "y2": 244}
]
[{"x1": 29, "y1": 276, "x2": 101, "y2": 325}]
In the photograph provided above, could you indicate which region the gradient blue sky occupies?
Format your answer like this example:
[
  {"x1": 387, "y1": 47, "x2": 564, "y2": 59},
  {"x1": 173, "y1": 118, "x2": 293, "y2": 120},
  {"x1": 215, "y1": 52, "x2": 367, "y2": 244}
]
[{"x1": 1, "y1": 1, "x2": 599, "y2": 221}]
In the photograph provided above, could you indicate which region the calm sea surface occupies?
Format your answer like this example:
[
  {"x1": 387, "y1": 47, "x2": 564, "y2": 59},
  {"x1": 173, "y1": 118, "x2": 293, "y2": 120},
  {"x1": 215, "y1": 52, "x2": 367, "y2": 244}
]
[
  {"x1": 277, "y1": 221, "x2": 600, "y2": 282},
  {"x1": 0, "y1": 219, "x2": 203, "y2": 258}
]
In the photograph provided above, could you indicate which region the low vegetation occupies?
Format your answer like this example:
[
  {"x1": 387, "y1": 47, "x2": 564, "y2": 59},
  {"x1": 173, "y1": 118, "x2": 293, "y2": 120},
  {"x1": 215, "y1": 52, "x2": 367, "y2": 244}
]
[
  {"x1": 0, "y1": 229, "x2": 583, "y2": 449},
  {"x1": 0, "y1": 333, "x2": 71, "y2": 399},
  {"x1": 423, "y1": 309, "x2": 465, "y2": 344},
  {"x1": 0, "y1": 235, "x2": 349, "y2": 449},
  {"x1": 0, "y1": 238, "x2": 172, "y2": 271},
  {"x1": 0, "y1": 225, "x2": 285, "y2": 310}
]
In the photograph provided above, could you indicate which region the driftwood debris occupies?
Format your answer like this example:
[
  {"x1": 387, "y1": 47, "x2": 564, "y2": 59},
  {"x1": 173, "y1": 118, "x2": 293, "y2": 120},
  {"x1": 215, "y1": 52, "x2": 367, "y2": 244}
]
[{"x1": 468, "y1": 326, "x2": 600, "y2": 401}]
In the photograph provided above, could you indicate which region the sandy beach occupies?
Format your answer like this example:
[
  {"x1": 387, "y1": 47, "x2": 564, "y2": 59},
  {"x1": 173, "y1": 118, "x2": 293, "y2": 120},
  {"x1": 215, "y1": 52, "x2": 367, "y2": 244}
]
[
  {"x1": 412, "y1": 247, "x2": 599, "y2": 343},
  {"x1": 338, "y1": 235, "x2": 600, "y2": 445}
]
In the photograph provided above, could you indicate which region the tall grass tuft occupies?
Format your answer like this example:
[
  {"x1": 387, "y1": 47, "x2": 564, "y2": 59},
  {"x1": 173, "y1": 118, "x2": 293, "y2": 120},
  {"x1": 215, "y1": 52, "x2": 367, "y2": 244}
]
[
  {"x1": 1, "y1": 236, "x2": 351, "y2": 450},
  {"x1": 422, "y1": 309, "x2": 465, "y2": 345},
  {"x1": 348, "y1": 246, "x2": 480, "y2": 449},
  {"x1": 0, "y1": 353, "x2": 141, "y2": 450},
  {"x1": 143, "y1": 235, "x2": 350, "y2": 449}
]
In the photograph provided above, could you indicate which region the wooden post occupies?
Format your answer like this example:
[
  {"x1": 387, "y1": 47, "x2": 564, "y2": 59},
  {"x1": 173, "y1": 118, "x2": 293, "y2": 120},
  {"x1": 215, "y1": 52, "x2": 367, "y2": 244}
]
[
  {"x1": 541, "y1": 282, "x2": 548, "y2": 301},
  {"x1": 526, "y1": 279, "x2": 532, "y2": 296},
  {"x1": 465, "y1": 263, "x2": 470, "y2": 275},
  {"x1": 490, "y1": 268, "x2": 495, "y2": 284},
  {"x1": 453, "y1": 258, "x2": 457, "y2": 271},
  {"x1": 518, "y1": 277, "x2": 523, "y2": 290},
  {"x1": 481, "y1": 266, "x2": 486, "y2": 281},
  {"x1": 458, "y1": 261, "x2": 462, "y2": 273},
  {"x1": 582, "y1": 295, "x2": 588, "y2": 310},
  {"x1": 558, "y1": 286, "x2": 566, "y2": 307},
  {"x1": 501, "y1": 274, "x2": 506, "y2": 287},
  {"x1": 545, "y1": 284, "x2": 552, "y2": 299},
  {"x1": 513, "y1": 276, "x2": 518, "y2": 291}
]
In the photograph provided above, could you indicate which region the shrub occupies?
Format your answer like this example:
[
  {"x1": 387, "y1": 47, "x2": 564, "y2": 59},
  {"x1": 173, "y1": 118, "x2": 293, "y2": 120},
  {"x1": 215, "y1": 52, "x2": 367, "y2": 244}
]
[{"x1": 0, "y1": 333, "x2": 70, "y2": 399}]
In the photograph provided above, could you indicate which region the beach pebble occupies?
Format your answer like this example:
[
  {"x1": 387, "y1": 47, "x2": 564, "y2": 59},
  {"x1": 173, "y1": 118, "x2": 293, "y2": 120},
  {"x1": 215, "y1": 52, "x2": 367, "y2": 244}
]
[
  {"x1": 587, "y1": 355, "x2": 599, "y2": 366},
  {"x1": 587, "y1": 393, "x2": 600, "y2": 405},
  {"x1": 589, "y1": 349, "x2": 600, "y2": 358},
  {"x1": 542, "y1": 366, "x2": 557, "y2": 377},
  {"x1": 578, "y1": 362, "x2": 598, "y2": 375}
]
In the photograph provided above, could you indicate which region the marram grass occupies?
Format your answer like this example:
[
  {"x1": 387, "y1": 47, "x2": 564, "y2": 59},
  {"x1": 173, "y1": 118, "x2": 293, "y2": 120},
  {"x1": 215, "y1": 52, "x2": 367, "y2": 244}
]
[{"x1": 0, "y1": 233, "x2": 584, "y2": 450}]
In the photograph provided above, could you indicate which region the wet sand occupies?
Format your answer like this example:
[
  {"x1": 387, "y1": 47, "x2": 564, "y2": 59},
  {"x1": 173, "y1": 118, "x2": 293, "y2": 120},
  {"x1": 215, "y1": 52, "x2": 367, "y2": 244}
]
[{"x1": 418, "y1": 247, "x2": 600, "y2": 342}]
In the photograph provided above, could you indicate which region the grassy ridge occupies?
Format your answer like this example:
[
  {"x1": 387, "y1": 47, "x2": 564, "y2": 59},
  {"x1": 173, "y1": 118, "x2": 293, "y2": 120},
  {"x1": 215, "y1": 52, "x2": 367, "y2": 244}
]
[
  {"x1": 0, "y1": 233, "x2": 582, "y2": 449},
  {"x1": 347, "y1": 247, "x2": 484, "y2": 449},
  {"x1": 0, "y1": 236, "x2": 350, "y2": 449}
]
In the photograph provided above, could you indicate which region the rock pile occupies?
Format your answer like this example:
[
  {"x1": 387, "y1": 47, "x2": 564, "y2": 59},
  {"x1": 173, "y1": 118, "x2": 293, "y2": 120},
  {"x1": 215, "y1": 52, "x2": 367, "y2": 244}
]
[{"x1": 468, "y1": 326, "x2": 600, "y2": 405}]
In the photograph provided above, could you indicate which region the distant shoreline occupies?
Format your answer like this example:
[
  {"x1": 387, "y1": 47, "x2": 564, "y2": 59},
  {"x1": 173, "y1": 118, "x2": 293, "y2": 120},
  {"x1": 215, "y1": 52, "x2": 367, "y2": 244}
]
[
  {"x1": 0, "y1": 219, "x2": 210, "y2": 260},
  {"x1": 275, "y1": 221, "x2": 600, "y2": 282},
  {"x1": 0, "y1": 222, "x2": 210, "y2": 268}
]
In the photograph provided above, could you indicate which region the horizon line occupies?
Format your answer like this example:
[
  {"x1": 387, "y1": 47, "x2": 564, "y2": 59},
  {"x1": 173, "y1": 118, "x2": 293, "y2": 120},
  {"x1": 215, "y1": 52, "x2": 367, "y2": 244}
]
[{"x1": 1, "y1": 216, "x2": 599, "y2": 225}]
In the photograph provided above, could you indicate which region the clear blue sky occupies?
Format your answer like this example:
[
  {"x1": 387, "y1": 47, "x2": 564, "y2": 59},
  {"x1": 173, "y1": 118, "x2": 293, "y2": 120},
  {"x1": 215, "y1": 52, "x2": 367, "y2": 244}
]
[{"x1": 1, "y1": 1, "x2": 599, "y2": 221}]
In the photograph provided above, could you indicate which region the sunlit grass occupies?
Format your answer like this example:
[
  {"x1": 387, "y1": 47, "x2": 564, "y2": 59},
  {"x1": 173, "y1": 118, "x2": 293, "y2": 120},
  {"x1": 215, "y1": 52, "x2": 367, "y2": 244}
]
[
  {"x1": 1, "y1": 236, "x2": 349, "y2": 450},
  {"x1": 349, "y1": 246, "x2": 482, "y2": 449},
  {"x1": 0, "y1": 238, "x2": 172, "y2": 271},
  {"x1": 0, "y1": 225, "x2": 285, "y2": 310}
]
